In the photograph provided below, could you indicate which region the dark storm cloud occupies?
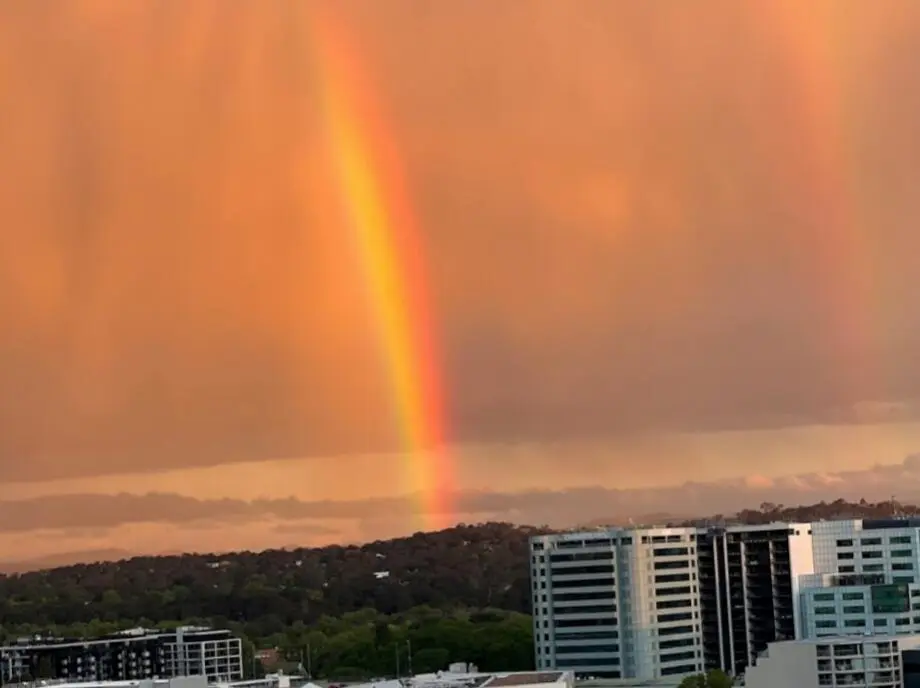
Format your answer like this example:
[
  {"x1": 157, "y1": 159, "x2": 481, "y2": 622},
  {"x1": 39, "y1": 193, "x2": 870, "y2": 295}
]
[{"x1": 2, "y1": 2, "x2": 920, "y2": 481}]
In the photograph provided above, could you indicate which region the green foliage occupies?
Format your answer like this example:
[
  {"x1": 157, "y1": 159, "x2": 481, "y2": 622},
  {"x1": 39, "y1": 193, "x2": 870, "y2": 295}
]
[
  {"x1": 0, "y1": 524, "x2": 547, "y2": 678},
  {"x1": 706, "y1": 669, "x2": 733, "y2": 688},
  {"x1": 678, "y1": 670, "x2": 732, "y2": 688},
  {"x1": 0, "y1": 523, "x2": 546, "y2": 630},
  {"x1": 412, "y1": 648, "x2": 450, "y2": 674},
  {"x1": 0, "y1": 607, "x2": 534, "y2": 679}
]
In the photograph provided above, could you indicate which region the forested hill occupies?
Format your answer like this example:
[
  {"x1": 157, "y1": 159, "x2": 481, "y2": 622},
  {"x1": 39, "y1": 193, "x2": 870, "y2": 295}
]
[
  {"x1": 0, "y1": 523, "x2": 549, "y2": 636},
  {"x1": 1, "y1": 498, "x2": 913, "y2": 640}
]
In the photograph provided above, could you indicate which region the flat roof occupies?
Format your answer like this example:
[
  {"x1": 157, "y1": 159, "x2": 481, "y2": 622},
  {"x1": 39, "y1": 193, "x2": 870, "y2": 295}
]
[
  {"x1": 773, "y1": 635, "x2": 920, "y2": 645},
  {"x1": 488, "y1": 674, "x2": 564, "y2": 687},
  {"x1": 575, "y1": 681, "x2": 680, "y2": 688}
]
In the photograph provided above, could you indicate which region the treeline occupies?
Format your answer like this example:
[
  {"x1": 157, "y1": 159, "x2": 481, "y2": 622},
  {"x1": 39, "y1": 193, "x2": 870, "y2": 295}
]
[
  {"x1": 0, "y1": 607, "x2": 534, "y2": 680},
  {"x1": 689, "y1": 497, "x2": 920, "y2": 527},
  {"x1": 0, "y1": 499, "x2": 913, "y2": 677},
  {"x1": 0, "y1": 523, "x2": 546, "y2": 634}
]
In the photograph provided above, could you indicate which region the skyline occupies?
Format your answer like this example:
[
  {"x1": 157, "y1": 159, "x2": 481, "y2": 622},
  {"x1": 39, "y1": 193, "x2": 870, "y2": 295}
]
[{"x1": 2, "y1": 1, "x2": 920, "y2": 563}]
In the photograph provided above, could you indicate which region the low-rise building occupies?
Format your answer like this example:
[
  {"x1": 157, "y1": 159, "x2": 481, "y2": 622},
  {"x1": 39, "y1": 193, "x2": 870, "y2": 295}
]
[
  {"x1": 746, "y1": 636, "x2": 920, "y2": 688},
  {"x1": 0, "y1": 627, "x2": 243, "y2": 684}
]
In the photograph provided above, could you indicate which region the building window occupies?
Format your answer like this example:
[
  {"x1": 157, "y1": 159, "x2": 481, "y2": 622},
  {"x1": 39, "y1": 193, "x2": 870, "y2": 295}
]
[
  {"x1": 892, "y1": 549, "x2": 914, "y2": 558},
  {"x1": 814, "y1": 607, "x2": 837, "y2": 615},
  {"x1": 862, "y1": 538, "x2": 883, "y2": 546},
  {"x1": 837, "y1": 539, "x2": 854, "y2": 547},
  {"x1": 893, "y1": 563, "x2": 915, "y2": 571},
  {"x1": 815, "y1": 621, "x2": 837, "y2": 629},
  {"x1": 842, "y1": 592, "x2": 865, "y2": 601},
  {"x1": 814, "y1": 593, "x2": 836, "y2": 602},
  {"x1": 656, "y1": 573, "x2": 691, "y2": 583},
  {"x1": 844, "y1": 619, "x2": 867, "y2": 628},
  {"x1": 656, "y1": 586, "x2": 692, "y2": 597},
  {"x1": 864, "y1": 564, "x2": 885, "y2": 572},
  {"x1": 891, "y1": 536, "x2": 913, "y2": 545},
  {"x1": 653, "y1": 547, "x2": 690, "y2": 557},
  {"x1": 838, "y1": 552, "x2": 855, "y2": 560},
  {"x1": 839, "y1": 565, "x2": 856, "y2": 573},
  {"x1": 863, "y1": 551, "x2": 884, "y2": 559},
  {"x1": 843, "y1": 605, "x2": 864, "y2": 614},
  {"x1": 658, "y1": 612, "x2": 694, "y2": 623}
]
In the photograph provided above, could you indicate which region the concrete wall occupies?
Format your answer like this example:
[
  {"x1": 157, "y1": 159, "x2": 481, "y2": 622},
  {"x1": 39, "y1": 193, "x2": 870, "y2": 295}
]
[{"x1": 745, "y1": 643, "x2": 818, "y2": 688}]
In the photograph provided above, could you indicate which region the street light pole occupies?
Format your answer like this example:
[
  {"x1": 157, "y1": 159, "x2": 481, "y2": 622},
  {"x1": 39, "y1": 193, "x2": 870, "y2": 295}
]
[{"x1": 407, "y1": 640, "x2": 413, "y2": 676}]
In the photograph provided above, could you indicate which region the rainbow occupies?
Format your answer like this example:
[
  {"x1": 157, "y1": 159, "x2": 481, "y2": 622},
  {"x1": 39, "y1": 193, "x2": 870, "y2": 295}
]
[{"x1": 307, "y1": 9, "x2": 455, "y2": 530}]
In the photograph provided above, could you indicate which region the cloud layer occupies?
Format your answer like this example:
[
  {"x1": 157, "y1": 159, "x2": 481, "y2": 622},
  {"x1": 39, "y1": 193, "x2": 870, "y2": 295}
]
[
  {"x1": 5, "y1": 454, "x2": 920, "y2": 571},
  {"x1": 2, "y1": 3, "x2": 920, "y2": 486}
]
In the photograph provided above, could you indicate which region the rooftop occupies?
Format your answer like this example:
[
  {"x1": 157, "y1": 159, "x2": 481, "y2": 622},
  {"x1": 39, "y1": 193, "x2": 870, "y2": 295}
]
[
  {"x1": 344, "y1": 669, "x2": 573, "y2": 688},
  {"x1": 488, "y1": 674, "x2": 564, "y2": 687}
]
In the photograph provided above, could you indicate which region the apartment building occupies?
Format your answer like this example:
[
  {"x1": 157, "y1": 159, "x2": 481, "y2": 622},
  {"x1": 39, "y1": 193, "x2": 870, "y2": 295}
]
[
  {"x1": 698, "y1": 523, "x2": 815, "y2": 676},
  {"x1": 800, "y1": 519, "x2": 920, "y2": 639},
  {"x1": 531, "y1": 527, "x2": 704, "y2": 681},
  {"x1": 532, "y1": 522, "x2": 819, "y2": 680},
  {"x1": 811, "y1": 519, "x2": 920, "y2": 582},
  {"x1": 745, "y1": 635, "x2": 920, "y2": 688},
  {"x1": 0, "y1": 626, "x2": 243, "y2": 684}
]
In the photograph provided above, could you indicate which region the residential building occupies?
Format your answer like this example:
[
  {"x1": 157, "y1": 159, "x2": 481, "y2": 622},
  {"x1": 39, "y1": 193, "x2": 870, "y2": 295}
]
[
  {"x1": 531, "y1": 522, "x2": 819, "y2": 681},
  {"x1": 697, "y1": 522, "x2": 815, "y2": 676},
  {"x1": 745, "y1": 636, "x2": 920, "y2": 688},
  {"x1": 810, "y1": 519, "x2": 920, "y2": 583},
  {"x1": 0, "y1": 678, "x2": 208, "y2": 688},
  {"x1": 531, "y1": 528, "x2": 704, "y2": 681},
  {"x1": 801, "y1": 519, "x2": 920, "y2": 639},
  {"x1": 0, "y1": 626, "x2": 243, "y2": 684}
]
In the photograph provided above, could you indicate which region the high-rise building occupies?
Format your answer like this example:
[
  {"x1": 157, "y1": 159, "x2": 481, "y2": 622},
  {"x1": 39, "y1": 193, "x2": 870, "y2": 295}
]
[
  {"x1": 531, "y1": 527, "x2": 704, "y2": 681},
  {"x1": 0, "y1": 626, "x2": 243, "y2": 684},
  {"x1": 531, "y1": 523, "x2": 816, "y2": 680},
  {"x1": 697, "y1": 523, "x2": 815, "y2": 676},
  {"x1": 800, "y1": 518, "x2": 920, "y2": 639}
]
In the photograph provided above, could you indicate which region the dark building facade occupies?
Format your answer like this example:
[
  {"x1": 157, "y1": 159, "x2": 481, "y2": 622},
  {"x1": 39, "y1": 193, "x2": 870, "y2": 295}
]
[
  {"x1": 698, "y1": 524, "x2": 812, "y2": 677},
  {"x1": 0, "y1": 626, "x2": 243, "y2": 684}
]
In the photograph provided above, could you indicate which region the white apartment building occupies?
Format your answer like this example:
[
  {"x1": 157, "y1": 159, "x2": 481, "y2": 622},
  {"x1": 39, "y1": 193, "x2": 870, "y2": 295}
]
[
  {"x1": 531, "y1": 528, "x2": 704, "y2": 681},
  {"x1": 745, "y1": 636, "x2": 920, "y2": 688},
  {"x1": 801, "y1": 519, "x2": 920, "y2": 639}
]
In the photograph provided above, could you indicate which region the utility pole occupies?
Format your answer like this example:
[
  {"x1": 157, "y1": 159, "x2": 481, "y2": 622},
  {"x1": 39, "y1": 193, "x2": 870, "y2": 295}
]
[
  {"x1": 407, "y1": 639, "x2": 413, "y2": 676},
  {"x1": 395, "y1": 645, "x2": 400, "y2": 679}
]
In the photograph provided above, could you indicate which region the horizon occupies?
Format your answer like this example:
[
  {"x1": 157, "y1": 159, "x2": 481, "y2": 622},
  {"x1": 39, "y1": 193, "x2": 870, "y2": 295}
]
[{"x1": 3, "y1": 489, "x2": 918, "y2": 575}]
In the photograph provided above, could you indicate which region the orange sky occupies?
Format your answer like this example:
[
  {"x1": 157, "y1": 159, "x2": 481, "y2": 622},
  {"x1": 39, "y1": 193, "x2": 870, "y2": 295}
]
[{"x1": 2, "y1": 1, "x2": 920, "y2": 566}]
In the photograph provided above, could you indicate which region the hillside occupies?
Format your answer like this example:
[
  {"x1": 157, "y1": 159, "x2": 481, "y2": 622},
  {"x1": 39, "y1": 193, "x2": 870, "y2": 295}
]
[
  {"x1": 1, "y1": 498, "x2": 915, "y2": 642},
  {"x1": 0, "y1": 522, "x2": 548, "y2": 636}
]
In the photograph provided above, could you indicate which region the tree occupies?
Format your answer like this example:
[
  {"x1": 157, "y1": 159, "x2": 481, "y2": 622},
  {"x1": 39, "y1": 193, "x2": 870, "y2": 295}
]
[
  {"x1": 0, "y1": 523, "x2": 548, "y2": 629},
  {"x1": 678, "y1": 670, "x2": 732, "y2": 688},
  {"x1": 413, "y1": 648, "x2": 450, "y2": 673}
]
